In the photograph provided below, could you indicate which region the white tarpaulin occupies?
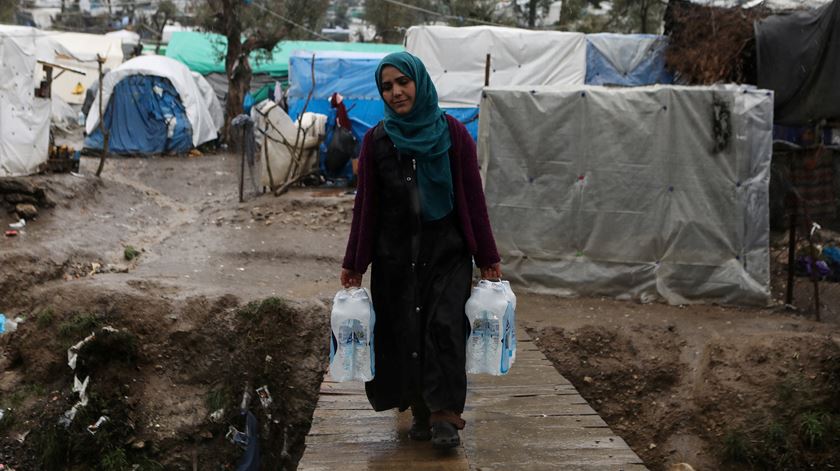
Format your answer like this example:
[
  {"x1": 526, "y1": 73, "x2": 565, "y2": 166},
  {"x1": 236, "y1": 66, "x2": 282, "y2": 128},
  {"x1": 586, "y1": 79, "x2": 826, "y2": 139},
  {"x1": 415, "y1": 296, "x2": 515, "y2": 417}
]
[
  {"x1": 479, "y1": 85, "x2": 773, "y2": 306},
  {"x1": 86, "y1": 55, "x2": 221, "y2": 147},
  {"x1": 255, "y1": 101, "x2": 326, "y2": 188},
  {"x1": 405, "y1": 25, "x2": 586, "y2": 108},
  {"x1": 0, "y1": 26, "x2": 59, "y2": 176},
  {"x1": 49, "y1": 32, "x2": 123, "y2": 105}
]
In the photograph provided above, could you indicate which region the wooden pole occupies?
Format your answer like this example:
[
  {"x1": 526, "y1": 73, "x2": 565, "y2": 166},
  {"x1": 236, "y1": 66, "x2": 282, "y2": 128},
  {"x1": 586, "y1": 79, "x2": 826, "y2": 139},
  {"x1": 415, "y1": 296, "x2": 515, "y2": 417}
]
[
  {"x1": 484, "y1": 53, "x2": 491, "y2": 87},
  {"x1": 239, "y1": 125, "x2": 246, "y2": 203},
  {"x1": 95, "y1": 55, "x2": 109, "y2": 177}
]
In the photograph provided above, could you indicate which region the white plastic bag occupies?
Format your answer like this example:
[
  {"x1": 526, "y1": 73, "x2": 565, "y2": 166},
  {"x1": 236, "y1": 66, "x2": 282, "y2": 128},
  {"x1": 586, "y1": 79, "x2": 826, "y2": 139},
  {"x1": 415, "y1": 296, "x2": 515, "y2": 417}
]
[
  {"x1": 329, "y1": 288, "x2": 376, "y2": 382},
  {"x1": 465, "y1": 280, "x2": 516, "y2": 375}
]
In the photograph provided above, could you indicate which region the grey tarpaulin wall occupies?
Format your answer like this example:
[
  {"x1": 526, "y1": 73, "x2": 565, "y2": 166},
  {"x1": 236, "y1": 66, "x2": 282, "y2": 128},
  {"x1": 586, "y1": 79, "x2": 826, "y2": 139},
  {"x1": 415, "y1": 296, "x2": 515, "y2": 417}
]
[
  {"x1": 756, "y1": 0, "x2": 840, "y2": 125},
  {"x1": 479, "y1": 85, "x2": 773, "y2": 305}
]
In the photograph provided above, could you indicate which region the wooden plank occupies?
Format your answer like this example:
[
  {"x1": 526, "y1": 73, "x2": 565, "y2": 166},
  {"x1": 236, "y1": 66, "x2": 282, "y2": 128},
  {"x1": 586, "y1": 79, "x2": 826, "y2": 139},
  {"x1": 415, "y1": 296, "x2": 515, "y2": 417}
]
[{"x1": 299, "y1": 312, "x2": 646, "y2": 471}]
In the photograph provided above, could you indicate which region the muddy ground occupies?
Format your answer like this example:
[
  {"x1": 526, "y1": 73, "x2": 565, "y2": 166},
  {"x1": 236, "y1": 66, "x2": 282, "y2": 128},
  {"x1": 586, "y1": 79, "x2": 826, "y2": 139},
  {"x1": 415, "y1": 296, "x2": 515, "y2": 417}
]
[{"x1": 2, "y1": 150, "x2": 840, "y2": 470}]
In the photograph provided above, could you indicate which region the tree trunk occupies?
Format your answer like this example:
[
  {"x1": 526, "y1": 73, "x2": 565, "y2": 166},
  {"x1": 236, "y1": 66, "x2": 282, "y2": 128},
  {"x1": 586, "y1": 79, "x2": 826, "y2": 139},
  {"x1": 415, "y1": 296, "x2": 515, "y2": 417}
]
[
  {"x1": 640, "y1": 1, "x2": 649, "y2": 34},
  {"x1": 528, "y1": 0, "x2": 537, "y2": 28},
  {"x1": 224, "y1": 32, "x2": 252, "y2": 144}
]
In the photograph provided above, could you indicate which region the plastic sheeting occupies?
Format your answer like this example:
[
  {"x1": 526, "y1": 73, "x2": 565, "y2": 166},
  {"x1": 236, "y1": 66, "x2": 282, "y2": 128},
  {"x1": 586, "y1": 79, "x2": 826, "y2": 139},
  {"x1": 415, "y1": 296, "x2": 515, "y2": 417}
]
[
  {"x1": 86, "y1": 55, "x2": 222, "y2": 148},
  {"x1": 585, "y1": 34, "x2": 673, "y2": 86},
  {"x1": 756, "y1": 0, "x2": 840, "y2": 125},
  {"x1": 288, "y1": 51, "x2": 386, "y2": 100},
  {"x1": 255, "y1": 101, "x2": 326, "y2": 188},
  {"x1": 165, "y1": 31, "x2": 403, "y2": 76},
  {"x1": 85, "y1": 75, "x2": 192, "y2": 154},
  {"x1": 405, "y1": 26, "x2": 586, "y2": 108},
  {"x1": 0, "y1": 26, "x2": 58, "y2": 176},
  {"x1": 479, "y1": 85, "x2": 773, "y2": 306},
  {"x1": 287, "y1": 51, "x2": 483, "y2": 181},
  {"x1": 191, "y1": 72, "x2": 224, "y2": 133},
  {"x1": 48, "y1": 32, "x2": 123, "y2": 105}
]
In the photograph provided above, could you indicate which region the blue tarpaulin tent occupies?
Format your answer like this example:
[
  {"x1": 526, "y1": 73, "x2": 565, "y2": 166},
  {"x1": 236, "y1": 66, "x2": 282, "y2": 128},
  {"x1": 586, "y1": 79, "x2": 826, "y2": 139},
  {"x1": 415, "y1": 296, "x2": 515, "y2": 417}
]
[
  {"x1": 84, "y1": 55, "x2": 223, "y2": 155},
  {"x1": 288, "y1": 51, "x2": 387, "y2": 180},
  {"x1": 585, "y1": 34, "x2": 673, "y2": 86},
  {"x1": 287, "y1": 51, "x2": 479, "y2": 181},
  {"x1": 85, "y1": 75, "x2": 193, "y2": 154}
]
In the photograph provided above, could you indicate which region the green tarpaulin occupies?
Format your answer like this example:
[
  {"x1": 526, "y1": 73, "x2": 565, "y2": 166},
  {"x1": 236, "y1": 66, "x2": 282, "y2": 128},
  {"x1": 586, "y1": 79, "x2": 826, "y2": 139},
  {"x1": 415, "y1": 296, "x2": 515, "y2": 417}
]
[{"x1": 165, "y1": 31, "x2": 403, "y2": 77}]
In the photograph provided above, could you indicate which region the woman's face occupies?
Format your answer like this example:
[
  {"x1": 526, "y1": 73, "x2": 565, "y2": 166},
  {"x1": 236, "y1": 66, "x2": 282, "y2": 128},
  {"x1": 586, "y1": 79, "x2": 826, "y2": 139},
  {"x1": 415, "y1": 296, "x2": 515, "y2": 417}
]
[{"x1": 380, "y1": 65, "x2": 416, "y2": 115}]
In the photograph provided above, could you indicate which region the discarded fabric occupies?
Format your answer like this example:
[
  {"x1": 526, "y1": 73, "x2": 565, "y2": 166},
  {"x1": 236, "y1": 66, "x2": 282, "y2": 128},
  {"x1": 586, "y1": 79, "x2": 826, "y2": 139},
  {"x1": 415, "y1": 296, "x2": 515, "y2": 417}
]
[
  {"x1": 256, "y1": 386, "x2": 272, "y2": 408},
  {"x1": 87, "y1": 416, "x2": 109, "y2": 435}
]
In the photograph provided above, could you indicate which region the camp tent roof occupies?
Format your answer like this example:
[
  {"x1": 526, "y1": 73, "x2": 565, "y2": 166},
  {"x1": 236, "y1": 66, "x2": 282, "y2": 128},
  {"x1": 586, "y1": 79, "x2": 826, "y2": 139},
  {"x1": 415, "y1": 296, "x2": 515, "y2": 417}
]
[
  {"x1": 86, "y1": 55, "x2": 222, "y2": 147},
  {"x1": 165, "y1": 31, "x2": 403, "y2": 77},
  {"x1": 0, "y1": 26, "x2": 64, "y2": 176},
  {"x1": 405, "y1": 25, "x2": 586, "y2": 108},
  {"x1": 49, "y1": 32, "x2": 123, "y2": 105}
]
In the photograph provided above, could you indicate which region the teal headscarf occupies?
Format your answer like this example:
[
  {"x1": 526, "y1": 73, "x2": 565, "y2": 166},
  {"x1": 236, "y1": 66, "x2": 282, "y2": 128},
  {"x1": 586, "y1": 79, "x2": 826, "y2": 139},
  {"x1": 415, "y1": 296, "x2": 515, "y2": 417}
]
[{"x1": 375, "y1": 52, "x2": 453, "y2": 221}]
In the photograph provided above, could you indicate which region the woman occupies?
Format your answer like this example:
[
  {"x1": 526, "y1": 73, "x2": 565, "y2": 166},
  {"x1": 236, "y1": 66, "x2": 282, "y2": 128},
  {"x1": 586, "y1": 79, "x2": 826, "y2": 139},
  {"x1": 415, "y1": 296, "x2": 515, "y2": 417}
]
[{"x1": 341, "y1": 52, "x2": 501, "y2": 449}]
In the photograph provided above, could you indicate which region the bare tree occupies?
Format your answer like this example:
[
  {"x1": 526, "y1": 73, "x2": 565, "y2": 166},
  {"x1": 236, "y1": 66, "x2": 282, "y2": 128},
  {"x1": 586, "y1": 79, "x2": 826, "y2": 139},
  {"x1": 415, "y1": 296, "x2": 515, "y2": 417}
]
[
  {"x1": 152, "y1": 0, "x2": 177, "y2": 54},
  {"x1": 0, "y1": 0, "x2": 18, "y2": 23},
  {"x1": 440, "y1": 0, "x2": 500, "y2": 26},
  {"x1": 197, "y1": 0, "x2": 328, "y2": 142},
  {"x1": 364, "y1": 0, "x2": 433, "y2": 43},
  {"x1": 512, "y1": 0, "x2": 552, "y2": 28}
]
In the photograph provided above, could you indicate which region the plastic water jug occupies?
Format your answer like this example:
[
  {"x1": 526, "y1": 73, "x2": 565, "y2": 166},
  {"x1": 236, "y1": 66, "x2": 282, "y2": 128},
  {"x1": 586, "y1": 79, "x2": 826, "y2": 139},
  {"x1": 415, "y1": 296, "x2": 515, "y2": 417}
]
[
  {"x1": 465, "y1": 280, "x2": 516, "y2": 375},
  {"x1": 329, "y1": 288, "x2": 375, "y2": 382}
]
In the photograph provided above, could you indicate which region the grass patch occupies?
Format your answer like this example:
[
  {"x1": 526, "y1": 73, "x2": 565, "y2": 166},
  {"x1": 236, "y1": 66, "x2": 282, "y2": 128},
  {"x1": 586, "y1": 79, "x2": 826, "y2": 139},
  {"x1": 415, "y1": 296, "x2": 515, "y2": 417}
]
[
  {"x1": 206, "y1": 386, "x2": 231, "y2": 413},
  {"x1": 36, "y1": 307, "x2": 56, "y2": 328},
  {"x1": 238, "y1": 297, "x2": 291, "y2": 321},
  {"x1": 799, "y1": 411, "x2": 831, "y2": 448},
  {"x1": 0, "y1": 408, "x2": 17, "y2": 435},
  {"x1": 100, "y1": 448, "x2": 130, "y2": 471},
  {"x1": 58, "y1": 313, "x2": 101, "y2": 340},
  {"x1": 38, "y1": 424, "x2": 70, "y2": 471},
  {"x1": 123, "y1": 245, "x2": 140, "y2": 261},
  {"x1": 722, "y1": 429, "x2": 753, "y2": 464}
]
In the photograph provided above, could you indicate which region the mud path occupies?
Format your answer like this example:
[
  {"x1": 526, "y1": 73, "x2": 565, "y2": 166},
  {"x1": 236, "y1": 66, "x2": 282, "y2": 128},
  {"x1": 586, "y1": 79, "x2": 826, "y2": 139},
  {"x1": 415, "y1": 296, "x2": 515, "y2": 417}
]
[{"x1": 1, "y1": 153, "x2": 350, "y2": 469}]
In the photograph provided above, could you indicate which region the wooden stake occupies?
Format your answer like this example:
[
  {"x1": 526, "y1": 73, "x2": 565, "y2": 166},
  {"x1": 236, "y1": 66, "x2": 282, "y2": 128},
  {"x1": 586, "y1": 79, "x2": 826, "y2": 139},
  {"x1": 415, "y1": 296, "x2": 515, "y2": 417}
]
[
  {"x1": 484, "y1": 53, "x2": 491, "y2": 87},
  {"x1": 95, "y1": 54, "x2": 109, "y2": 177},
  {"x1": 239, "y1": 125, "x2": 246, "y2": 203}
]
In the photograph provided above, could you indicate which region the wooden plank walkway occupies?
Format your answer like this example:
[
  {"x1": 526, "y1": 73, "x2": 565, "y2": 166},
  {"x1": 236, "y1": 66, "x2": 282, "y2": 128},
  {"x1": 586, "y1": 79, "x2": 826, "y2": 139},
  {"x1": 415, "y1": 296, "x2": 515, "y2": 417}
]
[{"x1": 299, "y1": 330, "x2": 647, "y2": 471}]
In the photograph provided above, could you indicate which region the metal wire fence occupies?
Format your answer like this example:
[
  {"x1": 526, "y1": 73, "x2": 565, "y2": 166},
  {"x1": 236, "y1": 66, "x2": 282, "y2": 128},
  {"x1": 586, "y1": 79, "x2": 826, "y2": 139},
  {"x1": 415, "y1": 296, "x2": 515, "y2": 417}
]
[{"x1": 770, "y1": 145, "x2": 840, "y2": 323}]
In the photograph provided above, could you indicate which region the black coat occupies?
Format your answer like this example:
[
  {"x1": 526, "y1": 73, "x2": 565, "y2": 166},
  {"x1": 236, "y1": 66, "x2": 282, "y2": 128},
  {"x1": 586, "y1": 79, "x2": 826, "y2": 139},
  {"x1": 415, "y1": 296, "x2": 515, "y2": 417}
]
[{"x1": 365, "y1": 124, "x2": 472, "y2": 414}]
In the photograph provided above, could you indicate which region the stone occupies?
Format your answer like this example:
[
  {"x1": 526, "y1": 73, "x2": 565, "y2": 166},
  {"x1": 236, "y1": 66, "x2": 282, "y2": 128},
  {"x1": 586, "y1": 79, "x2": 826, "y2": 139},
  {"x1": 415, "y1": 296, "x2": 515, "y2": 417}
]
[{"x1": 15, "y1": 203, "x2": 38, "y2": 219}]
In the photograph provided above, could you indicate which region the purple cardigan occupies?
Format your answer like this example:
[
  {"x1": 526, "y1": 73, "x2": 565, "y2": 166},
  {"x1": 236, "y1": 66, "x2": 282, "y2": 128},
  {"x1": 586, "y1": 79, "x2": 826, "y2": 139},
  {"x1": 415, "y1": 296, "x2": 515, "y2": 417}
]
[{"x1": 343, "y1": 115, "x2": 500, "y2": 274}]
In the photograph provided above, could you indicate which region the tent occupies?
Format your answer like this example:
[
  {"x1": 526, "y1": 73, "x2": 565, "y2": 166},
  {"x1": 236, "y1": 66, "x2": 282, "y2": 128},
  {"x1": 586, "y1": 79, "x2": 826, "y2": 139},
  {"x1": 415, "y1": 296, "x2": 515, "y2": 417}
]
[
  {"x1": 287, "y1": 51, "x2": 390, "y2": 180},
  {"x1": 479, "y1": 84, "x2": 773, "y2": 306},
  {"x1": 756, "y1": 0, "x2": 840, "y2": 125},
  {"x1": 166, "y1": 32, "x2": 404, "y2": 77},
  {"x1": 0, "y1": 26, "x2": 65, "y2": 176},
  {"x1": 105, "y1": 29, "x2": 141, "y2": 58},
  {"x1": 405, "y1": 25, "x2": 586, "y2": 141},
  {"x1": 585, "y1": 34, "x2": 673, "y2": 86},
  {"x1": 85, "y1": 55, "x2": 223, "y2": 154},
  {"x1": 49, "y1": 32, "x2": 123, "y2": 105},
  {"x1": 165, "y1": 31, "x2": 404, "y2": 104},
  {"x1": 405, "y1": 26, "x2": 586, "y2": 108}
]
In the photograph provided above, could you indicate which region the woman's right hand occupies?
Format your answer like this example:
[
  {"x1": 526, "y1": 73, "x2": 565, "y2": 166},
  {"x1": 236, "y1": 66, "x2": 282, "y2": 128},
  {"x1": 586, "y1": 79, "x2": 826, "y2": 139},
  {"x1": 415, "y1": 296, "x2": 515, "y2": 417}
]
[{"x1": 341, "y1": 268, "x2": 363, "y2": 288}]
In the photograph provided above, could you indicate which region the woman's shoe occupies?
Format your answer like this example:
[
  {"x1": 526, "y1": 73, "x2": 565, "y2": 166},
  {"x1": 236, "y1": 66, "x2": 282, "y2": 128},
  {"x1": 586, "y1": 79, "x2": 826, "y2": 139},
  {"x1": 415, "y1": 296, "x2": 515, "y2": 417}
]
[
  {"x1": 431, "y1": 421, "x2": 460, "y2": 449},
  {"x1": 408, "y1": 417, "x2": 432, "y2": 441}
]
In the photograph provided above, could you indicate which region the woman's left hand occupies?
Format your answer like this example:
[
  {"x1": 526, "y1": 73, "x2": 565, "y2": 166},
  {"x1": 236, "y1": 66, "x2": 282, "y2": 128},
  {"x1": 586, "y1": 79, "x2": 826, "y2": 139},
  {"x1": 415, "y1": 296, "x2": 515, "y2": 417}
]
[{"x1": 480, "y1": 263, "x2": 502, "y2": 280}]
